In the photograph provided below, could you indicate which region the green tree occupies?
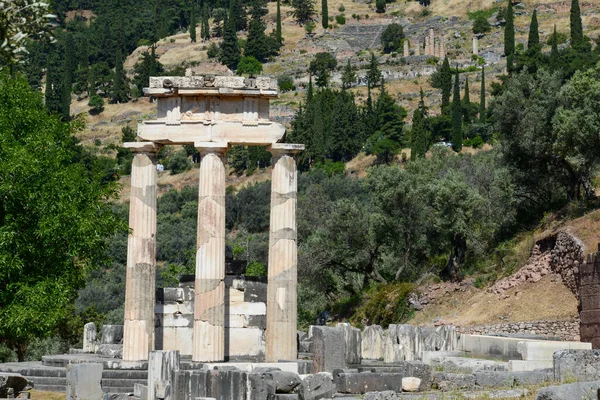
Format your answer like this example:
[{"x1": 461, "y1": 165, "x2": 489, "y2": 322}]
[
  {"x1": 220, "y1": 13, "x2": 241, "y2": 70},
  {"x1": 381, "y1": 23, "x2": 404, "y2": 54},
  {"x1": 366, "y1": 52, "x2": 381, "y2": 90},
  {"x1": 309, "y1": 52, "x2": 337, "y2": 87},
  {"x1": 570, "y1": 0, "x2": 583, "y2": 48},
  {"x1": 462, "y1": 76, "x2": 471, "y2": 125},
  {"x1": 276, "y1": 0, "x2": 283, "y2": 43},
  {"x1": 293, "y1": 0, "x2": 316, "y2": 24},
  {"x1": 230, "y1": 0, "x2": 248, "y2": 31},
  {"x1": 473, "y1": 15, "x2": 491, "y2": 35},
  {"x1": 133, "y1": 47, "x2": 163, "y2": 95},
  {"x1": 245, "y1": 0, "x2": 275, "y2": 62},
  {"x1": 190, "y1": 6, "x2": 197, "y2": 42},
  {"x1": 45, "y1": 47, "x2": 64, "y2": 118},
  {"x1": 440, "y1": 57, "x2": 452, "y2": 113},
  {"x1": 411, "y1": 88, "x2": 428, "y2": 159},
  {"x1": 201, "y1": 4, "x2": 210, "y2": 40},
  {"x1": 527, "y1": 9, "x2": 540, "y2": 53},
  {"x1": 236, "y1": 56, "x2": 263, "y2": 75},
  {"x1": 0, "y1": 73, "x2": 126, "y2": 360},
  {"x1": 376, "y1": 0, "x2": 386, "y2": 13},
  {"x1": 451, "y1": 69, "x2": 462, "y2": 151},
  {"x1": 322, "y1": 0, "x2": 328, "y2": 29},
  {"x1": 341, "y1": 59, "x2": 356, "y2": 89},
  {"x1": 110, "y1": 50, "x2": 129, "y2": 104},
  {"x1": 307, "y1": 74, "x2": 314, "y2": 102},
  {"x1": 479, "y1": 65, "x2": 486, "y2": 122},
  {"x1": 88, "y1": 94, "x2": 104, "y2": 114},
  {"x1": 504, "y1": 0, "x2": 515, "y2": 68}
]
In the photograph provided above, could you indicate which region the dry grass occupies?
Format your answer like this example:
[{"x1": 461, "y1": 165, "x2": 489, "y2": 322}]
[
  {"x1": 31, "y1": 391, "x2": 65, "y2": 400},
  {"x1": 408, "y1": 274, "x2": 578, "y2": 327}
]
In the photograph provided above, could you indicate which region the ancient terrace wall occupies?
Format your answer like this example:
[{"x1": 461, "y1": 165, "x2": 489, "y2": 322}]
[{"x1": 122, "y1": 73, "x2": 304, "y2": 363}]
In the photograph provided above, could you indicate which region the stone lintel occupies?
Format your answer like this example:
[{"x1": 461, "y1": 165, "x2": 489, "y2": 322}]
[
  {"x1": 144, "y1": 88, "x2": 278, "y2": 98},
  {"x1": 267, "y1": 143, "x2": 305, "y2": 157},
  {"x1": 123, "y1": 142, "x2": 162, "y2": 153}
]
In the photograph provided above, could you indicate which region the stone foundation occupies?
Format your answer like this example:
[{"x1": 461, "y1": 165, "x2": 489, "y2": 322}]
[{"x1": 459, "y1": 319, "x2": 580, "y2": 342}]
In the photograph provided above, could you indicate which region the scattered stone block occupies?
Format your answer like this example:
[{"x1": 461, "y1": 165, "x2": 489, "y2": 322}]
[
  {"x1": 83, "y1": 322, "x2": 97, "y2": 353},
  {"x1": 474, "y1": 371, "x2": 515, "y2": 388},
  {"x1": 0, "y1": 374, "x2": 31, "y2": 398},
  {"x1": 512, "y1": 370, "x2": 553, "y2": 386},
  {"x1": 359, "y1": 361, "x2": 432, "y2": 389},
  {"x1": 553, "y1": 349, "x2": 600, "y2": 382},
  {"x1": 361, "y1": 326, "x2": 385, "y2": 361},
  {"x1": 421, "y1": 325, "x2": 458, "y2": 352},
  {"x1": 337, "y1": 323, "x2": 362, "y2": 365},
  {"x1": 535, "y1": 380, "x2": 600, "y2": 399},
  {"x1": 517, "y1": 340, "x2": 591, "y2": 361},
  {"x1": 247, "y1": 371, "x2": 275, "y2": 400},
  {"x1": 298, "y1": 373, "x2": 335, "y2": 400},
  {"x1": 263, "y1": 371, "x2": 300, "y2": 394},
  {"x1": 386, "y1": 325, "x2": 422, "y2": 361},
  {"x1": 134, "y1": 383, "x2": 148, "y2": 399},
  {"x1": 335, "y1": 372, "x2": 403, "y2": 394},
  {"x1": 508, "y1": 360, "x2": 553, "y2": 372},
  {"x1": 401, "y1": 377, "x2": 421, "y2": 392},
  {"x1": 97, "y1": 344, "x2": 123, "y2": 358},
  {"x1": 311, "y1": 327, "x2": 346, "y2": 373},
  {"x1": 274, "y1": 395, "x2": 298, "y2": 400},
  {"x1": 66, "y1": 363, "x2": 103, "y2": 400},
  {"x1": 148, "y1": 351, "x2": 180, "y2": 400},
  {"x1": 432, "y1": 372, "x2": 476, "y2": 391},
  {"x1": 363, "y1": 390, "x2": 400, "y2": 400}
]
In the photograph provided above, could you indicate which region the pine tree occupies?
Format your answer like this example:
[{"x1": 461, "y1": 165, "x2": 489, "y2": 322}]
[
  {"x1": 230, "y1": 0, "x2": 248, "y2": 31},
  {"x1": 111, "y1": 49, "x2": 129, "y2": 104},
  {"x1": 190, "y1": 6, "x2": 197, "y2": 42},
  {"x1": 276, "y1": 0, "x2": 283, "y2": 43},
  {"x1": 245, "y1": 0, "x2": 272, "y2": 62},
  {"x1": 201, "y1": 4, "x2": 210, "y2": 40},
  {"x1": 440, "y1": 57, "x2": 452, "y2": 114},
  {"x1": 462, "y1": 76, "x2": 471, "y2": 125},
  {"x1": 366, "y1": 52, "x2": 381, "y2": 90},
  {"x1": 479, "y1": 65, "x2": 486, "y2": 122},
  {"x1": 527, "y1": 9, "x2": 540, "y2": 53},
  {"x1": 307, "y1": 74, "x2": 314, "y2": 102},
  {"x1": 570, "y1": 0, "x2": 583, "y2": 48},
  {"x1": 220, "y1": 11, "x2": 241, "y2": 70},
  {"x1": 411, "y1": 88, "x2": 428, "y2": 159},
  {"x1": 150, "y1": 46, "x2": 159, "y2": 77},
  {"x1": 322, "y1": 0, "x2": 328, "y2": 29},
  {"x1": 451, "y1": 68, "x2": 462, "y2": 152},
  {"x1": 504, "y1": 0, "x2": 515, "y2": 70},
  {"x1": 292, "y1": 0, "x2": 316, "y2": 24},
  {"x1": 551, "y1": 24, "x2": 559, "y2": 56},
  {"x1": 341, "y1": 59, "x2": 356, "y2": 89}
]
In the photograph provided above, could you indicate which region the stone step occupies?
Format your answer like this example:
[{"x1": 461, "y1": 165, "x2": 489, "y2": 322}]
[
  {"x1": 103, "y1": 369, "x2": 148, "y2": 379},
  {"x1": 33, "y1": 384, "x2": 67, "y2": 393},
  {"x1": 25, "y1": 376, "x2": 67, "y2": 386},
  {"x1": 103, "y1": 386, "x2": 135, "y2": 393},
  {"x1": 102, "y1": 378, "x2": 146, "y2": 388}
]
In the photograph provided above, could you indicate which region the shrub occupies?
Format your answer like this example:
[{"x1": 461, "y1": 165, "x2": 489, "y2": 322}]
[
  {"x1": 88, "y1": 95, "x2": 104, "y2": 114},
  {"x1": 166, "y1": 150, "x2": 192, "y2": 174},
  {"x1": 305, "y1": 21, "x2": 316, "y2": 34},
  {"x1": 137, "y1": 38, "x2": 153, "y2": 47},
  {"x1": 338, "y1": 3, "x2": 345, "y2": 12},
  {"x1": 278, "y1": 74, "x2": 296, "y2": 92},
  {"x1": 313, "y1": 160, "x2": 345, "y2": 176},
  {"x1": 464, "y1": 135, "x2": 484, "y2": 148},
  {"x1": 419, "y1": 8, "x2": 431, "y2": 17},
  {"x1": 335, "y1": 14, "x2": 346, "y2": 25},
  {"x1": 207, "y1": 43, "x2": 221, "y2": 58},
  {"x1": 376, "y1": 0, "x2": 386, "y2": 13},
  {"x1": 236, "y1": 56, "x2": 263, "y2": 76},
  {"x1": 546, "y1": 30, "x2": 568, "y2": 45},
  {"x1": 380, "y1": 23, "x2": 404, "y2": 53},
  {"x1": 473, "y1": 14, "x2": 491, "y2": 35},
  {"x1": 350, "y1": 283, "x2": 415, "y2": 328}
]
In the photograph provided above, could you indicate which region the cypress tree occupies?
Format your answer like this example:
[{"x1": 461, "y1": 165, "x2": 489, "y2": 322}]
[
  {"x1": 341, "y1": 59, "x2": 356, "y2": 89},
  {"x1": 411, "y1": 88, "x2": 428, "y2": 159},
  {"x1": 150, "y1": 46, "x2": 159, "y2": 77},
  {"x1": 479, "y1": 65, "x2": 486, "y2": 122},
  {"x1": 220, "y1": 11, "x2": 241, "y2": 70},
  {"x1": 245, "y1": 0, "x2": 271, "y2": 62},
  {"x1": 307, "y1": 74, "x2": 314, "y2": 102},
  {"x1": 201, "y1": 4, "x2": 210, "y2": 40},
  {"x1": 440, "y1": 57, "x2": 452, "y2": 114},
  {"x1": 111, "y1": 49, "x2": 129, "y2": 104},
  {"x1": 190, "y1": 6, "x2": 197, "y2": 42},
  {"x1": 322, "y1": 0, "x2": 328, "y2": 29},
  {"x1": 366, "y1": 52, "x2": 381, "y2": 90},
  {"x1": 462, "y1": 76, "x2": 471, "y2": 125},
  {"x1": 230, "y1": 0, "x2": 247, "y2": 31},
  {"x1": 62, "y1": 33, "x2": 76, "y2": 120},
  {"x1": 504, "y1": 0, "x2": 515, "y2": 70},
  {"x1": 276, "y1": 0, "x2": 283, "y2": 43},
  {"x1": 45, "y1": 48, "x2": 64, "y2": 117},
  {"x1": 451, "y1": 68, "x2": 462, "y2": 152},
  {"x1": 570, "y1": 0, "x2": 583, "y2": 47},
  {"x1": 551, "y1": 24, "x2": 559, "y2": 56},
  {"x1": 527, "y1": 9, "x2": 540, "y2": 53}
]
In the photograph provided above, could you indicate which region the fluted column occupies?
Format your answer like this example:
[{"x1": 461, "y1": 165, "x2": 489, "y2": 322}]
[
  {"x1": 265, "y1": 143, "x2": 304, "y2": 362},
  {"x1": 122, "y1": 142, "x2": 161, "y2": 362},
  {"x1": 192, "y1": 142, "x2": 228, "y2": 362}
]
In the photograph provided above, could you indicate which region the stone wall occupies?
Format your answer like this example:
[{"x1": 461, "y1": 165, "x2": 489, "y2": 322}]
[
  {"x1": 459, "y1": 319, "x2": 580, "y2": 342},
  {"x1": 155, "y1": 275, "x2": 268, "y2": 360},
  {"x1": 579, "y1": 251, "x2": 600, "y2": 348}
]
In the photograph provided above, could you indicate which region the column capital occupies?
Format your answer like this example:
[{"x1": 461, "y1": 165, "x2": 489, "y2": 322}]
[
  {"x1": 194, "y1": 141, "x2": 229, "y2": 157},
  {"x1": 267, "y1": 143, "x2": 305, "y2": 159},
  {"x1": 123, "y1": 141, "x2": 162, "y2": 153}
]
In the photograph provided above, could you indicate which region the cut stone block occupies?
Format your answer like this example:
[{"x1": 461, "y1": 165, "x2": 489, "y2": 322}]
[
  {"x1": 337, "y1": 323, "x2": 361, "y2": 365},
  {"x1": 361, "y1": 326, "x2": 385, "y2": 361},
  {"x1": 66, "y1": 363, "x2": 103, "y2": 400},
  {"x1": 336, "y1": 372, "x2": 403, "y2": 394},
  {"x1": 553, "y1": 349, "x2": 600, "y2": 382},
  {"x1": 401, "y1": 377, "x2": 421, "y2": 392},
  {"x1": 508, "y1": 360, "x2": 553, "y2": 372},
  {"x1": 517, "y1": 340, "x2": 591, "y2": 361},
  {"x1": 535, "y1": 380, "x2": 600, "y2": 399},
  {"x1": 298, "y1": 373, "x2": 335, "y2": 400},
  {"x1": 311, "y1": 326, "x2": 346, "y2": 373}
]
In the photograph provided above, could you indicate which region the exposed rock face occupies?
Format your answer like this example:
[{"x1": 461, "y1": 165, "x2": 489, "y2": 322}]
[{"x1": 551, "y1": 231, "x2": 584, "y2": 296}]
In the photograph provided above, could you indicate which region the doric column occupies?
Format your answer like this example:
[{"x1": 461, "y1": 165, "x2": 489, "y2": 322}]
[
  {"x1": 473, "y1": 36, "x2": 479, "y2": 55},
  {"x1": 192, "y1": 142, "x2": 228, "y2": 362},
  {"x1": 425, "y1": 35, "x2": 430, "y2": 56},
  {"x1": 122, "y1": 142, "x2": 161, "y2": 362},
  {"x1": 265, "y1": 143, "x2": 304, "y2": 362},
  {"x1": 403, "y1": 40, "x2": 409, "y2": 57},
  {"x1": 440, "y1": 33, "x2": 446, "y2": 59},
  {"x1": 429, "y1": 28, "x2": 435, "y2": 56}
]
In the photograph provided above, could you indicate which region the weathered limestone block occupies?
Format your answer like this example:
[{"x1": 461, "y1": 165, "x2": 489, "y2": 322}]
[
  {"x1": 123, "y1": 143, "x2": 160, "y2": 362},
  {"x1": 264, "y1": 371, "x2": 301, "y2": 393},
  {"x1": 298, "y1": 373, "x2": 335, "y2": 400},
  {"x1": 401, "y1": 377, "x2": 421, "y2": 392},
  {"x1": 473, "y1": 37, "x2": 478, "y2": 55},
  {"x1": 535, "y1": 380, "x2": 600, "y2": 400},
  {"x1": 66, "y1": 363, "x2": 103, "y2": 400},
  {"x1": 422, "y1": 325, "x2": 458, "y2": 352},
  {"x1": 363, "y1": 390, "x2": 400, "y2": 400},
  {"x1": 337, "y1": 323, "x2": 362, "y2": 365},
  {"x1": 474, "y1": 371, "x2": 515, "y2": 388},
  {"x1": 386, "y1": 324, "x2": 422, "y2": 361},
  {"x1": 311, "y1": 326, "x2": 346, "y2": 373},
  {"x1": 101, "y1": 325, "x2": 124, "y2": 344},
  {"x1": 361, "y1": 325, "x2": 385, "y2": 360},
  {"x1": 383, "y1": 336, "x2": 405, "y2": 363},
  {"x1": 193, "y1": 144, "x2": 228, "y2": 362},
  {"x1": 0, "y1": 373, "x2": 32, "y2": 398},
  {"x1": 247, "y1": 371, "x2": 276, "y2": 400},
  {"x1": 266, "y1": 144, "x2": 303, "y2": 362},
  {"x1": 83, "y1": 322, "x2": 97, "y2": 353},
  {"x1": 148, "y1": 351, "x2": 180, "y2": 400},
  {"x1": 553, "y1": 349, "x2": 600, "y2": 382},
  {"x1": 432, "y1": 373, "x2": 476, "y2": 391},
  {"x1": 335, "y1": 372, "x2": 403, "y2": 394}
]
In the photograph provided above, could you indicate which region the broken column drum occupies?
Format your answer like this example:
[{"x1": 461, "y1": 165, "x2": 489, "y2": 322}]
[{"x1": 122, "y1": 74, "x2": 304, "y2": 362}]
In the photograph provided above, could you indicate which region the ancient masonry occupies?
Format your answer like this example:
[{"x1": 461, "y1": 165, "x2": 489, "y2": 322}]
[
  {"x1": 579, "y1": 247, "x2": 600, "y2": 347},
  {"x1": 404, "y1": 28, "x2": 445, "y2": 58},
  {"x1": 123, "y1": 73, "x2": 304, "y2": 363}
]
